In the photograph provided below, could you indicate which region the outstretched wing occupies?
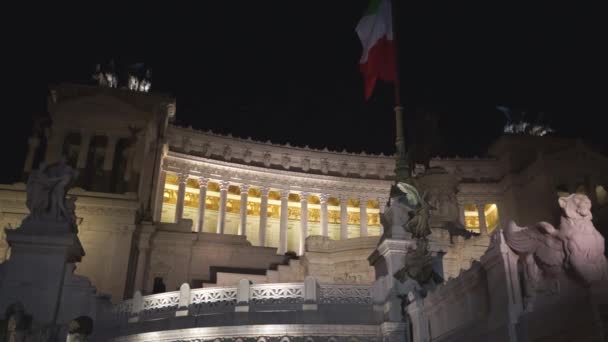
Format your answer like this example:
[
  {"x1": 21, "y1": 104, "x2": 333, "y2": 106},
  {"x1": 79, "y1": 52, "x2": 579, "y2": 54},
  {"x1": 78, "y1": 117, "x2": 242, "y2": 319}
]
[{"x1": 505, "y1": 220, "x2": 565, "y2": 268}]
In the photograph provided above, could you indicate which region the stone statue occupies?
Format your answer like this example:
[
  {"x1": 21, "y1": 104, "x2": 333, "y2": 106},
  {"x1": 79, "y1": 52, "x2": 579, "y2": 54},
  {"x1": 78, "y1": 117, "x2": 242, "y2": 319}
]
[
  {"x1": 383, "y1": 182, "x2": 434, "y2": 239},
  {"x1": 25, "y1": 160, "x2": 79, "y2": 226},
  {"x1": 505, "y1": 194, "x2": 608, "y2": 297},
  {"x1": 386, "y1": 181, "x2": 439, "y2": 286}
]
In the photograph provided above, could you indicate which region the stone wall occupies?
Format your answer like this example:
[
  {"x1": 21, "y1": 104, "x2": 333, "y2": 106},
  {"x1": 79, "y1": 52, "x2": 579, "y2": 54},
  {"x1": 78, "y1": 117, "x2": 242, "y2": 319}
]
[
  {"x1": 143, "y1": 230, "x2": 286, "y2": 293},
  {"x1": 304, "y1": 236, "x2": 378, "y2": 284}
]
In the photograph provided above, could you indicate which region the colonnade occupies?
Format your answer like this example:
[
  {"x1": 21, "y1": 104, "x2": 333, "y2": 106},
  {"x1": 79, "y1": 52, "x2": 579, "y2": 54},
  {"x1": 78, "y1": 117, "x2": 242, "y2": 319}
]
[{"x1": 164, "y1": 172, "x2": 386, "y2": 255}]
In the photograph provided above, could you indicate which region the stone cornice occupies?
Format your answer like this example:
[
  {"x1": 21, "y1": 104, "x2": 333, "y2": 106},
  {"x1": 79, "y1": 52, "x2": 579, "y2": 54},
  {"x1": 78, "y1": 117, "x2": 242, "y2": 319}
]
[
  {"x1": 167, "y1": 125, "x2": 397, "y2": 180},
  {"x1": 163, "y1": 152, "x2": 393, "y2": 198}
]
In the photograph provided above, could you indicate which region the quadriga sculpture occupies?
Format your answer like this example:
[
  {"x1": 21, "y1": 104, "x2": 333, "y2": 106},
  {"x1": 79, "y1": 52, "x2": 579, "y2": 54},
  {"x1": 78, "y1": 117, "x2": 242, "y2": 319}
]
[{"x1": 505, "y1": 194, "x2": 608, "y2": 298}]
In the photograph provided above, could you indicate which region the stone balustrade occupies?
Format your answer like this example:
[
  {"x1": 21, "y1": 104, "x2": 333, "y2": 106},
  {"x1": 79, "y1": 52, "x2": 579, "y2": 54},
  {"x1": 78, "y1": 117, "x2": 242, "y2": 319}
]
[{"x1": 107, "y1": 278, "x2": 374, "y2": 326}]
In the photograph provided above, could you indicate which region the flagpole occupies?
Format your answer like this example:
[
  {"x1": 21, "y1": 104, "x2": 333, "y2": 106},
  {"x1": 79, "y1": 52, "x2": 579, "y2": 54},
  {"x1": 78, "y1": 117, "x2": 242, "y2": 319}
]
[{"x1": 390, "y1": 0, "x2": 410, "y2": 183}]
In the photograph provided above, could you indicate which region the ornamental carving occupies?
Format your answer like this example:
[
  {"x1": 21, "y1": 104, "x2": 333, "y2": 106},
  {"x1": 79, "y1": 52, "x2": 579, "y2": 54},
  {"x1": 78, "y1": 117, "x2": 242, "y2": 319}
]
[
  {"x1": 263, "y1": 153, "x2": 272, "y2": 167},
  {"x1": 244, "y1": 150, "x2": 253, "y2": 163},
  {"x1": 320, "y1": 159, "x2": 329, "y2": 174},
  {"x1": 223, "y1": 146, "x2": 232, "y2": 161},
  {"x1": 250, "y1": 284, "x2": 304, "y2": 305},
  {"x1": 358, "y1": 163, "x2": 367, "y2": 177},
  {"x1": 182, "y1": 136, "x2": 191, "y2": 152},
  {"x1": 282, "y1": 155, "x2": 291, "y2": 170},
  {"x1": 301, "y1": 158, "x2": 311, "y2": 172},
  {"x1": 340, "y1": 162, "x2": 348, "y2": 176},
  {"x1": 202, "y1": 143, "x2": 211, "y2": 157}
]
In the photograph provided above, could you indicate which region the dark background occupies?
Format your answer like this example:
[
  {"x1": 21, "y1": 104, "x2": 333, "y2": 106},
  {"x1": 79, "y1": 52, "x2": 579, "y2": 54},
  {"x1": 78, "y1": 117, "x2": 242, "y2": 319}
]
[{"x1": 3, "y1": 2, "x2": 606, "y2": 183}]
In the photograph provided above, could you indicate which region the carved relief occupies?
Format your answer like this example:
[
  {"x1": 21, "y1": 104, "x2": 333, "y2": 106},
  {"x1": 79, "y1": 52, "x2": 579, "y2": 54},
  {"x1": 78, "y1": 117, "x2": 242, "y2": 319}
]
[
  {"x1": 202, "y1": 143, "x2": 211, "y2": 157},
  {"x1": 320, "y1": 159, "x2": 329, "y2": 174},
  {"x1": 340, "y1": 162, "x2": 348, "y2": 176},
  {"x1": 301, "y1": 158, "x2": 311, "y2": 172},
  {"x1": 243, "y1": 150, "x2": 253, "y2": 163},
  {"x1": 358, "y1": 163, "x2": 367, "y2": 177},
  {"x1": 282, "y1": 155, "x2": 291, "y2": 170},
  {"x1": 263, "y1": 153, "x2": 272, "y2": 167},
  {"x1": 223, "y1": 146, "x2": 232, "y2": 161}
]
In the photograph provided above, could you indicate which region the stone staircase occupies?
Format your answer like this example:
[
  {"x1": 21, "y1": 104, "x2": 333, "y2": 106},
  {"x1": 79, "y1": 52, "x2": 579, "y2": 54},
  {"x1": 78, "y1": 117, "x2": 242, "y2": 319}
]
[{"x1": 213, "y1": 257, "x2": 305, "y2": 286}]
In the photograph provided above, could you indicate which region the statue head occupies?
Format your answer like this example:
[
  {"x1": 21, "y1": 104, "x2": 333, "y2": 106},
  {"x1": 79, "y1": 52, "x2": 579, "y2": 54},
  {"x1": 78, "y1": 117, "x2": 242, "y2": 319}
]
[{"x1": 559, "y1": 193, "x2": 592, "y2": 221}]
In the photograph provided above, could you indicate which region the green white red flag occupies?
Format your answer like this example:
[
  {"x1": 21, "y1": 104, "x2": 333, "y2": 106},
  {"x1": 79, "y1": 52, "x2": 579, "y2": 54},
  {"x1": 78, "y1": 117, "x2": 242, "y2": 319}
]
[{"x1": 356, "y1": 0, "x2": 396, "y2": 99}]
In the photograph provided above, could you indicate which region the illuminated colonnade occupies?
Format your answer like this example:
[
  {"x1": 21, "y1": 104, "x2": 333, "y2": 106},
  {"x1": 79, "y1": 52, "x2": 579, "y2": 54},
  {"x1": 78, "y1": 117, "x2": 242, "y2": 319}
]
[{"x1": 156, "y1": 153, "x2": 388, "y2": 255}]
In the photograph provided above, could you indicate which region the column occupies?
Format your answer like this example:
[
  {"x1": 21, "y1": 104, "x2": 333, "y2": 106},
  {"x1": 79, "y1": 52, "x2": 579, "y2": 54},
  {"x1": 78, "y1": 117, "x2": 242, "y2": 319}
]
[
  {"x1": 23, "y1": 136, "x2": 40, "y2": 173},
  {"x1": 102, "y1": 135, "x2": 119, "y2": 171},
  {"x1": 76, "y1": 132, "x2": 91, "y2": 169},
  {"x1": 340, "y1": 194, "x2": 348, "y2": 240},
  {"x1": 216, "y1": 181, "x2": 230, "y2": 234},
  {"x1": 238, "y1": 184, "x2": 250, "y2": 236},
  {"x1": 319, "y1": 193, "x2": 329, "y2": 237},
  {"x1": 174, "y1": 173, "x2": 188, "y2": 223},
  {"x1": 378, "y1": 196, "x2": 388, "y2": 213},
  {"x1": 477, "y1": 202, "x2": 487, "y2": 234},
  {"x1": 359, "y1": 196, "x2": 368, "y2": 237},
  {"x1": 196, "y1": 177, "x2": 208, "y2": 233},
  {"x1": 278, "y1": 189, "x2": 290, "y2": 254},
  {"x1": 153, "y1": 170, "x2": 166, "y2": 222},
  {"x1": 133, "y1": 223, "x2": 155, "y2": 293},
  {"x1": 299, "y1": 192, "x2": 309, "y2": 255},
  {"x1": 457, "y1": 202, "x2": 465, "y2": 226},
  {"x1": 258, "y1": 187, "x2": 270, "y2": 246}
]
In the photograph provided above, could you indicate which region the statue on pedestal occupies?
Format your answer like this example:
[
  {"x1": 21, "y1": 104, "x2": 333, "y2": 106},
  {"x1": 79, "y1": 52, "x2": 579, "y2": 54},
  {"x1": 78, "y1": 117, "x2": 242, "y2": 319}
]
[
  {"x1": 389, "y1": 182, "x2": 439, "y2": 286},
  {"x1": 25, "y1": 160, "x2": 79, "y2": 228}
]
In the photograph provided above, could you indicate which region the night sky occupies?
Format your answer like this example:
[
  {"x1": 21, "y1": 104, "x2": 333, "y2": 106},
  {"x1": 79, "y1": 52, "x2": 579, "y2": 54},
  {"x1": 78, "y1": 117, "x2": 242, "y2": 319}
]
[{"x1": 3, "y1": 2, "x2": 606, "y2": 183}]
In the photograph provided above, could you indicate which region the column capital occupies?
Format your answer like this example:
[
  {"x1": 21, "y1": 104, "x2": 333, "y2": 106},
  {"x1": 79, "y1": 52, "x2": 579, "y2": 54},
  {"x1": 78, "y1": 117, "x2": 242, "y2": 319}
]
[
  {"x1": 219, "y1": 180, "x2": 230, "y2": 191},
  {"x1": 300, "y1": 191, "x2": 309, "y2": 202},
  {"x1": 280, "y1": 189, "x2": 290, "y2": 199},
  {"x1": 319, "y1": 193, "x2": 329, "y2": 203},
  {"x1": 177, "y1": 173, "x2": 189, "y2": 184},
  {"x1": 239, "y1": 183, "x2": 251, "y2": 193},
  {"x1": 198, "y1": 177, "x2": 209, "y2": 188},
  {"x1": 260, "y1": 186, "x2": 270, "y2": 197},
  {"x1": 359, "y1": 195, "x2": 369, "y2": 205},
  {"x1": 338, "y1": 193, "x2": 349, "y2": 202}
]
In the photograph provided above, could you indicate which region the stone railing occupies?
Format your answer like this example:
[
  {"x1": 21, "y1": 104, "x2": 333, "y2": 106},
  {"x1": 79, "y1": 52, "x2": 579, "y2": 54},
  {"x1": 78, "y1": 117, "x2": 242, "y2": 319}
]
[{"x1": 107, "y1": 277, "x2": 373, "y2": 324}]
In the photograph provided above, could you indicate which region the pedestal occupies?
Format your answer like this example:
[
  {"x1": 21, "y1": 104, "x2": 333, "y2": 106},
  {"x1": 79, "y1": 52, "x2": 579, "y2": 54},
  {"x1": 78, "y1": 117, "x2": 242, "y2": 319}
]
[
  {"x1": 0, "y1": 220, "x2": 84, "y2": 326},
  {"x1": 369, "y1": 238, "x2": 420, "y2": 324}
]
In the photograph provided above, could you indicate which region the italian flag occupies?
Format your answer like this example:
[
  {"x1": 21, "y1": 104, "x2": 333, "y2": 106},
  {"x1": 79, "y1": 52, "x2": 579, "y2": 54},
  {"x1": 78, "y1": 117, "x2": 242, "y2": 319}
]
[{"x1": 356, "y1": 0, "x2": 396, "y2": 99}]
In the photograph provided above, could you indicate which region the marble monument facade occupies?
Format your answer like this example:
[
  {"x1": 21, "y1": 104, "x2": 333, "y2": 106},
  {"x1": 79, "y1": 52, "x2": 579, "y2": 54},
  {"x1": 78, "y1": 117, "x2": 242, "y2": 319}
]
[{"x1": 1, "y1": 83, "x2": 607, "y2": 307}]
